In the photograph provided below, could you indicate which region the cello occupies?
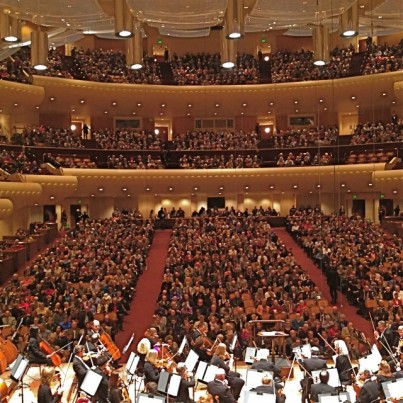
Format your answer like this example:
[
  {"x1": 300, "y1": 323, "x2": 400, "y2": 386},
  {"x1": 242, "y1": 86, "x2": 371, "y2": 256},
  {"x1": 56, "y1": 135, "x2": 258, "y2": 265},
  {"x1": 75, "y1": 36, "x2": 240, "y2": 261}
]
[
  {"x1": 0, "y1": 335, "x2": 18, "y2": 365},
  {"x1": 99, "y1": 332, "x2": 121, "y2": 361},
  {"x1": 39, "y1": 339, "x2": 62, "y2": 367}
]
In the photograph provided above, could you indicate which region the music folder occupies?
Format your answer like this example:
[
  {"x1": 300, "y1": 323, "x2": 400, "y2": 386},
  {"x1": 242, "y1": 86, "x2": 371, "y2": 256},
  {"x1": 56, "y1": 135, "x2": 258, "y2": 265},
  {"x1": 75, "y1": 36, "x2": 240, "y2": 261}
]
[
  {"x1": 136, "y1": 393, "x2": 166, "y2": 403},
  {"x1": 318, "y1": 391, "x2": 350, "y2": 403},
  {"x1": 195, "y1": 361, "x2": 219, "y2": 384},
  {"x1": 245, "y1": 369, "x2": 273, "y2": 389},
  {"x1": 382, "y1": 378, "x2": 403, "y2": 399},
  {"x1": 157, "y1": 371, "x2": 181, "y2": 397},
  {"x1": 244, "y1": 390, "x2": 276, "y2": 403}
]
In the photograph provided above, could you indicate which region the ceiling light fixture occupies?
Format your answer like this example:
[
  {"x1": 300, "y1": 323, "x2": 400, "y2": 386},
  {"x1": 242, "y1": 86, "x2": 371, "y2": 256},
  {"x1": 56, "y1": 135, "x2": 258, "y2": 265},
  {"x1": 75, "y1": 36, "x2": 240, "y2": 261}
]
[
  {"x1": 340, "y1": 1, "x2": 359, "y2": 37},
  {"x1": 114, "y1": 0, "x2": 134, "y2": 38},
  {"x1": 313, "y1": 25, "x2": 329, "y2": 66},
  {"x1": 126, "y1": 19, "x2": 143, "y2": 70},
  {"x1": 31, "y1": 30, "x2": 48, "y2": 71},
  {"x1": 226, "y1": 0, "x2": 244, "y2": 39},
  {"x1": 221, "y1": 24, "x2": 235, "y2": 68},
  {"x1": 0, "y1": 14, "x2": 21, "y2": 42}
]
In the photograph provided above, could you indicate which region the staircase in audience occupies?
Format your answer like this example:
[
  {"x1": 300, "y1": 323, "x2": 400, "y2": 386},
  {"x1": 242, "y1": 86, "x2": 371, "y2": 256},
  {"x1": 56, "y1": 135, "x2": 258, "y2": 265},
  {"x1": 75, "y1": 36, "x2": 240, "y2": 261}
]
[
  {"x1": 159, "y1": 62, "x2": 176, "y2": 85},
  {"x1": 349, "y1": 52, "x2": 366, "y2": 76}
]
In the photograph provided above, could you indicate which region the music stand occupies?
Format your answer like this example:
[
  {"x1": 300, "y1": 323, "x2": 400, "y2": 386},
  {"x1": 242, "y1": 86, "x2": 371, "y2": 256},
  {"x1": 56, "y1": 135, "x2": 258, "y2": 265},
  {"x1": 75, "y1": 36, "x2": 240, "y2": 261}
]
[
  {"x1": 312, "y1": 368, "x2": 341, "y2": 388},
  {"x1": 245, "y1": 347, "x2": 271, "y2": 364},
  {"x1": 358, "y1": 352, "x2": 381, "y2": 373},
  {"x1": 79, "y1": 369, "x2": 103, "y2": 399},
  {"x1": 184, "y1": 349, "x2": 199, "y2": 372},
  {"x1": 245, "y1": 369, "x2": 273, "y2": 389},
  {"x1": 244, "y1": 390, "x2": 276, "y2": 403},
  {"x1": 136, "y1": 392, "x2": 165, "y2": 403},
  {"x1": 178, "y1": 336, "x2": 187, "y2": 355},
  {"x1": 195, "y1": 361, "x2": 219, "y2": 384},
  {"x1": 318, "y1": 391, "x2": 351, "y2": 403},
  {"x1": 382, "y1": 378, "x2": 403, "y2": 399},
  {"x1": 127, "y1": 352, "x2": 141, "y2": 402},
  {"x1": 10, "y1": 354, "x2": 29, "y2": 403},
  {"x1": 157, "y1": 371, "x2": 181, "y2": 397}
]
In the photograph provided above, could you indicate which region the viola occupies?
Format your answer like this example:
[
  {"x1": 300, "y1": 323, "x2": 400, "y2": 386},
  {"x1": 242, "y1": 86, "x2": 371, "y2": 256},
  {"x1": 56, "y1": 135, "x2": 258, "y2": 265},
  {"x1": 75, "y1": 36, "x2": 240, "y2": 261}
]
[
  {"x1": 39, "y1": 340, "x2": 62, "y2": 367},
  {"x1": 99, "y1": 332, "x2": 121, "y2": 361}
]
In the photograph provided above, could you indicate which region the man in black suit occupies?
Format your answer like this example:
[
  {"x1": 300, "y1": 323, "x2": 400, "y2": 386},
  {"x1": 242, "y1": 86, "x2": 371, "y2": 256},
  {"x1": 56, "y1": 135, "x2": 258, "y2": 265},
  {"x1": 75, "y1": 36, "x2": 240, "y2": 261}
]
[
  {"x1": 252, "y1": 375, "x2": 275, "y2": 394},
  {"x1": 356, "y1": 370, "x2": 381, "y2": 403},
  {"x1": 207, "y1": 368, "x2": 237, "y2": 403},
  {"x1": 72, "y1": 345, "x2": 89, "y2": 387},
  {"x1": 175, "y1": 362, "x2": 195, "y2": 403},
  {"x1": 251, "y1": 354, "x2": 282, "y2": 378},
  {"x1": 310, "y1": 370, "x2": 337, "y2": 402}
]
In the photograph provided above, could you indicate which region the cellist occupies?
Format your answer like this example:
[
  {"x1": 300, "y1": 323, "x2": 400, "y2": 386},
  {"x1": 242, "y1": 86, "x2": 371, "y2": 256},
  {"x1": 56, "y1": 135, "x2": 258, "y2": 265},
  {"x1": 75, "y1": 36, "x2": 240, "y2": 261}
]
[{"x1": 27, "y1": 326, "x2": 52, "y2": 366}]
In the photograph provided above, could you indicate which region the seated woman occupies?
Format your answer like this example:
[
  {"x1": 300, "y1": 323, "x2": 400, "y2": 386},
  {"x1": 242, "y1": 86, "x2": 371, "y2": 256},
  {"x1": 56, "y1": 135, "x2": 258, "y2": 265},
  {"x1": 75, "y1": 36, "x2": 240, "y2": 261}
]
[{"x1": 143, "y1": 350, "x2": 161, "y2": 385}]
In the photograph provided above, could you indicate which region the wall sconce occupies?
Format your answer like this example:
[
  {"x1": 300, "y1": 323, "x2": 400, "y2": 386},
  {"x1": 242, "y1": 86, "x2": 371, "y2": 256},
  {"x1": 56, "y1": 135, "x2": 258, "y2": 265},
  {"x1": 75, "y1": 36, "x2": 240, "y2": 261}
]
[
  {"x1": 31, "y1": 30, "x2": 48, "y2": 71},
  {"x1": 221, "y1": 25, "x2": 235, "y2": 68},
  {"x1": 126, "y1": 19, "x2": 142, "y2": 69},
  {"x1": 340, "y1": 1, "x2": 359, "y2": 37},
  {"x1": 225, "y1": 0, "x2": 244, "y2": 39},
  {"x1": 114, "y1": 0, "x2": 133, "y2": 38},
  {"x1": 313, "y1": 25, "x2": 329, "y2": 66},
  {"x1": 0, "y1": 13, "x2": 21, "y2": 42}
]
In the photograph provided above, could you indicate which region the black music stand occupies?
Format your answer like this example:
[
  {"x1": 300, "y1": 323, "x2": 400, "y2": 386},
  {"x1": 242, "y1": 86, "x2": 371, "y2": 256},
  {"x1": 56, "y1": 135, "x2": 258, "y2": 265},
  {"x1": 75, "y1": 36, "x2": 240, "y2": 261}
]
[
  {"x1": 126, "y1": 351, "x2": 141, "y2": 402},
  {"x1": 157, "y1": 370, "x2": 181, "y2": 398},
  {"x1": 10, "y1": 354, "x2": 30, "y2": 403}
]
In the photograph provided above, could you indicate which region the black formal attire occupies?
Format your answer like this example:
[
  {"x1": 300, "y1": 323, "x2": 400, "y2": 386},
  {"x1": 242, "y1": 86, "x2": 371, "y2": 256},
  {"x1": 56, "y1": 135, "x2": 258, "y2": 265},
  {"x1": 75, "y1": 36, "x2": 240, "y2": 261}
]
[
  {"x1": 326, "y1": 267, "x2": 340, "y2": 305},
  {"x1": 93, "y1": 368, "x2": 110, "y2": 403},
  {"x1": 28, "y1": 337, "x2": 51, "y2": 365},
  {"x1": 356, "y1": 379, "x2": 381, "y2": 403},
  {"x1": 252, "y1": 384, "x2": 275, "y2": 394},
  {"x1": 72, "y1": 355, "x2": 89, "y2": 387},
  {"x1": 207, "y1": 379, "x2": 237, "y2": 403},
  {"x1": 175, "y1": 375, "x2": 195, "y2": 403},
  {"x1": 210, "y1": 355, "x2": 244, "y2": 400},
  {"x1": 37, "y1": 384, "x2": 61, "y2": 403},
  {"x1": 109, "y1": 387, "x2": 123, "y2": 403},
  {"x1": 335, "y1": 354, "x2": 353, "y2": 383},
  {"x1": 301, "y1": 356, "x2": 327, "y2": 373},
  {"x1": 143, "y1": 361, "x2": 160, "y2": 384},
  {"x1": 251, "y1": 359, "x2": 281, "y2": 378},
  {"x1": 310, "y1": 382, "x2": 336, "y2": 402}
]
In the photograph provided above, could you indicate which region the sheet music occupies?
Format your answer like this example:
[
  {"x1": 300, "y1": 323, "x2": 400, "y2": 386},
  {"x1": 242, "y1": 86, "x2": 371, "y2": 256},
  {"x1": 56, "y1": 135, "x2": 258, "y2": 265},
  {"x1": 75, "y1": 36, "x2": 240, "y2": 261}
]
[
  {"x1": 255, "y1": 348, "x2": 270, "y2": 360},
  {"x1": 195, "y1": 361, "x2": 208, "y2": 380},
  {"x1": 318, "y1": 392, "x2": 350, "y2": 403},
  {"x1": 245, "y1": 347, "x2": 257, "y2": 364},
  {"x1": 204, "y1": 365, "x2": 219, "y2": 383},
  {"x1": 382, "y1": 378, "x2": 403, "y2": 399},
  {"x1": 244, "y1": 390, "x2": 276, "y2": 403},
  {"x1": 178, "y1": 336, "x2": 187, "y2": 355},
  {"x1": 312, "y1": 368, "x2": 341, "y2": 388},
  {"x1": 245, "y1": 369, "x2": 273, "y2": 388},
  {"x1": 167, "y1": 373, "x2": 181, "y2": 397},
  {"x1": 184, "y1": 349, "x2": 199, "y2": 372}
]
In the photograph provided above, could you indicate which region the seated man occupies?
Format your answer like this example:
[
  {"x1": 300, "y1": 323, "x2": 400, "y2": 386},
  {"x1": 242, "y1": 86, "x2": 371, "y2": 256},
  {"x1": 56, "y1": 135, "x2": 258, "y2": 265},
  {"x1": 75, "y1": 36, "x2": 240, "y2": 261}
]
[
  {"x1": 310, "y1": 370, "x2": 337, "y2": 403},
  {"x1": 27, "y1": 326, "x2": 52, "y2": 365},
  {"x1": 207, "y1": 368, "x2": 237, "y2": 403},
  {"x1": 251, "y1": 375, "x2": 274, "y2": 394},
  {"x1": 251, "y1": 353, "x2": 282, "y2": 379}
]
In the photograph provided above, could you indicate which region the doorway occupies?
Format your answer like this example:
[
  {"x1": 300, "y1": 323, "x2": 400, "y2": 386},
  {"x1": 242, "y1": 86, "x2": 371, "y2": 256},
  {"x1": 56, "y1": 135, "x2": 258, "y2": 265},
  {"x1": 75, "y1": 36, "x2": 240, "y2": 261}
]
[{"x1": 352, "y1": 199, "x2": 365, "y2": 217}]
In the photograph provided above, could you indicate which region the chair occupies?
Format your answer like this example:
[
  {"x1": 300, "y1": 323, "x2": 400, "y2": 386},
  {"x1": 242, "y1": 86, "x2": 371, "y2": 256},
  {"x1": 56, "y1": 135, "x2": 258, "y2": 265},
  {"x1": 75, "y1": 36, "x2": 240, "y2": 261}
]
[
  {"x1": 317, "y1": 299, "x2": 329, "y2": 307},
  {"x1": 365, "y1": 299, "x2": 378, "y2": 309},
  {"x1": 305, "y1": 299, "x2": 316, "y2": 307}
]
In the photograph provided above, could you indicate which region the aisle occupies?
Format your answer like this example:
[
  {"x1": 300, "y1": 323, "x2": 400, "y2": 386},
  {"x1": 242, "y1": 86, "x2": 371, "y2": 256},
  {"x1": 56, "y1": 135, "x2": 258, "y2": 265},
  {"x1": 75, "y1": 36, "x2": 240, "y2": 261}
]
[
  {"x1": 272, "y1": 228, "x2": 373, "y2": 337},
  {"x1": 115, "y1": 229, "x2": 172, "y2": 359}
]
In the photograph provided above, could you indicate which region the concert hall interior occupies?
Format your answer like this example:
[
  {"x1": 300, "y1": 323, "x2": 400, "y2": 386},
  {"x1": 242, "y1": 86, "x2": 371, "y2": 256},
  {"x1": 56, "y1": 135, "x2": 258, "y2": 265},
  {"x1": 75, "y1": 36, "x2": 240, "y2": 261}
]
[{"x1": 0, "y1": 0, "x2": 402, "y2": 402}]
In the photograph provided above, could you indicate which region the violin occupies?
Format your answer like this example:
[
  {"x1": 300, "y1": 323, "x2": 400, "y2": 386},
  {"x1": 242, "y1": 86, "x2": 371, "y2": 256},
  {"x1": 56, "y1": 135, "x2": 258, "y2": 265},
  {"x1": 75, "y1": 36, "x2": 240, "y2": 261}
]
[{"x1": 39, "y1": 340, "x2": 62, "y2": 367}]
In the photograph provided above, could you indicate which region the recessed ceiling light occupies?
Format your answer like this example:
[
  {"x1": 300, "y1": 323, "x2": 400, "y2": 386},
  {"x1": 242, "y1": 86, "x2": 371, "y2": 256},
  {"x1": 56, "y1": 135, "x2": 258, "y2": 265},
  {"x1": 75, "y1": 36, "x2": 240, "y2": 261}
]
[
  {"x1": 161, "y1": 103, "x2": 166, "y2": 108},
  {"x1": 13, "y1": 103, "x2": 18, "y2": 107},
  {"x1": 91, "y1": 194, "x2": 95, "y2": 197},
  {"x1": 368, "y1": 183, "x2": 373, "y2": 187},
  {"x1": 215, "y1": 103, "x2": 220, "y2": 107},
  {"x1": 341, "y1": 183, "x2": 346, "y2": 187},
  {"x1": 347, "y1": 189, "x2": 351, "y2": 193},
  {"x1": 269, "y1": 185, "x2": 274, "y2": 189},
  {"x1": 98, "y1": 187, "x2": 104, "y2": 191},
  {"x1": 187, "y1": 103, "x2": 192, "y2": 108},
  {"x1": 137, "y1": 102, "x2": 142, "y2": 107},
  {"x1": 122, "y1": 187, "x2": 127, "y2": 192},
  {"x1": 241, "y1": 112, "x2": 244, "y2": 115},
  {"x1": 351, "y1": 96, "x2": 356, "y2": 100},
  {"x1": 293, "y1": 185, "x2": 298, "y2": 189},
  {"x1": 72, "y1": 108, "x2": 76, "y2": 112},
  {"x1": 168, "y1": 187, "x2": 173, "y2": 191},
  {"x1": 80, "y1": 99, "x2": 85, "y2": 104},
  {"x1": 245, "y1": 186, "x2": 249, "y2": 190},
  {"x1": 112, "y1": 101, "x2": 117, "y2": 106},
  {"x1": 146, "y1": 187, "x2": 150, "y2": 191},
  {"x1": 295, "y1": 109, "x2": 299, "y2": 113},
  {"x1": 269, "y1": 102, "x2": 274, "y2": 106},
  {"x1": 242, "y1": 103, "x2": 247, "y2": 107},
  {"x1": 356, "y1": 105, "x2": 360, "y2": 108},
  {"x1": 319, "y1": 99, "x2": 324, "y2": 103},
  {"x1": 316, "y1": 184, "x2": 321, "y2": 188},
  {"x1": 219, "y1": 186, "x2": 224, "y2": 190},
  {"x1": 127, "y1": 194, "x2": 131, "y2": 197},
  {"x1": 160, "y1": 112, "x2": 163, "y2": 116},
  {"x1": 382, "y1": 92, "x2": 387, "y2": 96},
  {"x1": 214, "y1": 112, "x2": 218, "y2": 116},
  {"x1": 392, "y1": 190, "x2": 398, "y2": 194},
  {"x1": 294, "y1": 100, "x2": 298, "y2": 104},
  {"x1": 186, "y1": 112, "x2": 191, "y2": 116},
  {"x1": 50, "y1": 196, "x2": 55, "y2": 200},
  {"x1": 104, "y1": 110, "x2": 108, "y2": 114},
  {"x1": 268, "y1": 111, "x2": 271, "y2": 114},
  {"x1": 132, "y1": 111, "x2": 136, "y2": 115},
  {"x1": 36, "y1": 106, "x2": 40, "y2": 109},
  {"x1": 324, "y1": 107, "x2": 327, "y2": 111},
  {"x1": 194, "y1": 187, "x2": 198, "y2": 191}
]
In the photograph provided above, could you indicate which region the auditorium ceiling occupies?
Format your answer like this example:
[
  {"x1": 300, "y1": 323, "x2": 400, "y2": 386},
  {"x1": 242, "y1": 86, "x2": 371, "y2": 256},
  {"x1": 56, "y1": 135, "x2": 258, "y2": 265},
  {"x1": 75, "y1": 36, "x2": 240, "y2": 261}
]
[{"x1": 0, "y1": 0, "x2": 401, "y2": 45}]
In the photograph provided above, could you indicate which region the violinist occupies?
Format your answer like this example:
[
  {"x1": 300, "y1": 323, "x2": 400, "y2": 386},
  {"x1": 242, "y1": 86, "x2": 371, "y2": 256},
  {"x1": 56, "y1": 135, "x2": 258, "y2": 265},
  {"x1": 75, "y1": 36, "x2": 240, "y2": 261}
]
[
  {"x1": 251, "y1": 352, "x2": 282, "y2": 379},
  {"x1": 355, "y1": 370, "x2": 381, "y2": 403},
  {"x1": 109, "y1": 372, "x2": 125, "y2": 403},
  {"x1": 210, "y1": 343, "x2": 244, "y2": 400},
  {"x1": 175, "y1": 362, "x2": 195, "y2": 403},
  {"x1": 374, "y1": 321, "x2": 395, "y2": 357},
  {"x1": 334, "y1": 339, "x2": 353, "y2": 384},
  {"x1": 143, "y1": 350, "x2": 161, "y2": 384},
  {"x1": 28, "y1": 326, "x2": 52, "y2": 365},
  {"x1": 310, "y1": 370, "x2": 336, "y2": 403},
  {"x1": 376, "y1": 360, "x2": 395, "y2": 385},
  {"x1": 93, "y1": 355, "x2": 113, "y2": 403},
  {"x1": 37, "y1": 366, "x2": 63, "y2": 403},
  {"x1": 72, "y1": 345, "x2": 90, "y2": 387}
]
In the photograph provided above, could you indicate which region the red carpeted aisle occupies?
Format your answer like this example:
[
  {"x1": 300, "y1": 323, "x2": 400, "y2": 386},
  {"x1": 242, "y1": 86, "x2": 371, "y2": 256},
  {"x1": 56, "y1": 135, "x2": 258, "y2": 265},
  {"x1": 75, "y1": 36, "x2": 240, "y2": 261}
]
[
  {"x1": 115, "y1": 229, "x2": 172, "y2": 359},
  {"x1": 272, "y1": 228, "x2": 373, "y2": 337}
]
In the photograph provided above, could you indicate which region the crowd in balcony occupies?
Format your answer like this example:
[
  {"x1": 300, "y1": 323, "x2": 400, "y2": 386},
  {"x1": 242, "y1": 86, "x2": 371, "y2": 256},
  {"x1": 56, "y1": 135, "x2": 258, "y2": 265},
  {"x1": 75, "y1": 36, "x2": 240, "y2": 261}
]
[
  {"x1": 0, "y1": 148, "x2": 43, "y2": 176},
  {"x1": 286, "y1": 209, "x2": 402, "y2": 327},
  {"x1": 276, "y1": 151, "x2": 333, "y2": 166},
  {"x1": 2, "y1": 212, "x2": 152, "y2": 357},
  {"x1": 362, "y1": 40, "x2": 403, "y2": 75},
  {"x1": 270, "y1": 45, "x2": 354, "y2": 83},
  {"x1": 172, "y1": 130, "x2": 259, "y2": 150},
  {"x1": 179, "y1": 153, "x2": 261, "y2": 169},
  {"x1": 104, "y1": 154, "x2": 164, "y2": 169},
  {"x1": 170, "y1": 52, "x2": 260, "y2": 85},
  {"x1": 350, "y1": 121, "x2": 403, "y2": 145},
  {"x1": 271, "y1": 126, "x2": 339, "y2": 148}
]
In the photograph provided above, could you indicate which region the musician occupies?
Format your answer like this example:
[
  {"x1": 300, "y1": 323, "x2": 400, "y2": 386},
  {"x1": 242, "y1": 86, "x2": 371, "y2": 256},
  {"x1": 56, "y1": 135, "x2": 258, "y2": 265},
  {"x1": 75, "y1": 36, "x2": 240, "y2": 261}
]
[
  {"x1": 210, "y1": 343, "x2": 244, "y2": 400},
  {"x1": 93, "y1": 355, "x2": 112, "y2": 403},
  {"x1": 175, "y1": 362, "x2": 195, "y2": 403},
  {"x1": 300, "y1": 347, "x2": 327, "y2": 373},
  {"x1": 207, "y1": 368, "x2": 237, "y2": 403},
  {"x1": 374, "y1": 320, "x2": 396, "y2": 357},
  {"x1": 251, "y1": 352, "x2": 282, "y2": 379},
  {"x1": 28, "y1": 326, "x2": 52, "y2": 365},
  {"x1": 309, "y1": 370, "x2": 336, "y2": 403},
  {"x1": 251, "y1": 375, "x2": 275, "y2": 394},
  {"x1": 37, "y1": 366, "x2": 63, "y2": 403},
  {"x1": 376, "y1": 360, "x2": 395, "y2": 385},
  {"x1": 355, "y1": 370, "x2": 381, "y2": 403},
  {"x1": 193, "y1": 335, "x2": 211, "y2": 362},
  {"x1": 109, "y1": 372, "x2": 124, "y2": 403},
  {"x1": 86, "y1": 319, "x2": 101, "y2": 352},
  {"x1": 72, "y1": 345, "x2": 90, "y2": 387},
  {"x1": 143, "y1": 349, "x2": 161, "y2": 384},
  {"x1": 334, "y1": 339, "x2": 353, "y2": 384}
]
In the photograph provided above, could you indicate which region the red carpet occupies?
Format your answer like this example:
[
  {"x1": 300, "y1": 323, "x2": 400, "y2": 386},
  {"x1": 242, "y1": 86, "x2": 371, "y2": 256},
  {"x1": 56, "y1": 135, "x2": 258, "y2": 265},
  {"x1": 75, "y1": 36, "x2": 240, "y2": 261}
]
[
  {"x1": 115, "y1": 229, "x2": 172, "y2": 360},
  {"x1": 272, "y1": 228, "x2": 373, "y2": 338}
]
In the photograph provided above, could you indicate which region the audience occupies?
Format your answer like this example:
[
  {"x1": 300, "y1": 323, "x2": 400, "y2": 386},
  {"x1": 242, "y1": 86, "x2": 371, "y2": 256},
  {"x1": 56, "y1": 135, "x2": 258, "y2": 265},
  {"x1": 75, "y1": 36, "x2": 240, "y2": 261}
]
[
  {"x1": 276, "y1": 151, "x2": 332, "y2": 166},
  {"x1": 92, "y1": 129, "x2": 163, "y2": 150},
  {"x1": 179, "y1": 153, "x2": 260, "y2": 169},
  {"x1": 362, "y1": 41, "x2": 403, "y2": 75},
  {"x1": 271, "y1": 126, "x2": 338, "y2": 148},
  {"x1": 350, "y1": 122, "x2": 403, "y2": 144}
]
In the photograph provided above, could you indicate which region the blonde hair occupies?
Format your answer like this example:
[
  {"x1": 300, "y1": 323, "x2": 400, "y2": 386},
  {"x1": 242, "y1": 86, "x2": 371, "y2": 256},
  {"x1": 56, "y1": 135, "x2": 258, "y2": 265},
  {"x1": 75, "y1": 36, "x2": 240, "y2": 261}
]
[
  {"x1": 378, "y1": 360, "x2": 392, "y2": 376},
  {"x1": 41, "y1": 366, "x2": 55, "y2": 386},
  {"x1": 145, "y1": 349, "x2": 159, "y2": 365},
  {"x1": 214, "y1": 343, "x2": 227, "y2": 359}
]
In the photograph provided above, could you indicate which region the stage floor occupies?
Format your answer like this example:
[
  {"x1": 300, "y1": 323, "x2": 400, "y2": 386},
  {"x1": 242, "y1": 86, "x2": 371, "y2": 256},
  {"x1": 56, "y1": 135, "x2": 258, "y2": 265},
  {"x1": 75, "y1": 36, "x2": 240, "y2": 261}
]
[{"x1": 1, "y1": 359, "x2": 360, "y2": 402}]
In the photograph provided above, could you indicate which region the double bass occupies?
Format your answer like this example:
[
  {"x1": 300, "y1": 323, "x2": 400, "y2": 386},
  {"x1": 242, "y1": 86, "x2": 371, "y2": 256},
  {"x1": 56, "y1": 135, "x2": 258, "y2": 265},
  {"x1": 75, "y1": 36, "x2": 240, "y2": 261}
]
[
  {"x1": 39, "y1": 339, "x2": 62, "y2": 367},
  {"x1": 99, "y1": 332, "x2": 121, "y2": 361}
]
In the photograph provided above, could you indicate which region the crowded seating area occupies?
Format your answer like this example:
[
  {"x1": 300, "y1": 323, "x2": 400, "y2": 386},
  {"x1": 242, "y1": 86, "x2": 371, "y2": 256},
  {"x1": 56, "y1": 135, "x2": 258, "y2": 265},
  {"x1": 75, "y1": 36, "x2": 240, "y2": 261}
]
[
  {"x1": 270, "y1": 126, "x2": 339, "y2": 148},
  {"x1": 170, "y1": 52, "x2": 260, "y2": 85},
  {"x1": 349, "y1": 121, "x2": 403, "y2": 144},
  {"x1": 0, "y1": 148, "x2": 44, "y2": 175},
  {"x1": 171, "y1": 130, "x2": 260, "y2": 150},
  {"x1": 179, "y1": 153, "x2": 261, "y2": 169},
  {"x1": 2, "y1": 211, "x2": 152, "y2": 355},
  {"x1": 286, "y1": 209, "x2": 402, "y2": 324},
  {"x1": 362, "y1": 41, "x2": 403, "y2": 75},
  {"x1": 276, "y1": 151, "x2": 332, "y2": 166},
  {"x1": 104, "y1": 154, "x2": 164, "y2": 169}
]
